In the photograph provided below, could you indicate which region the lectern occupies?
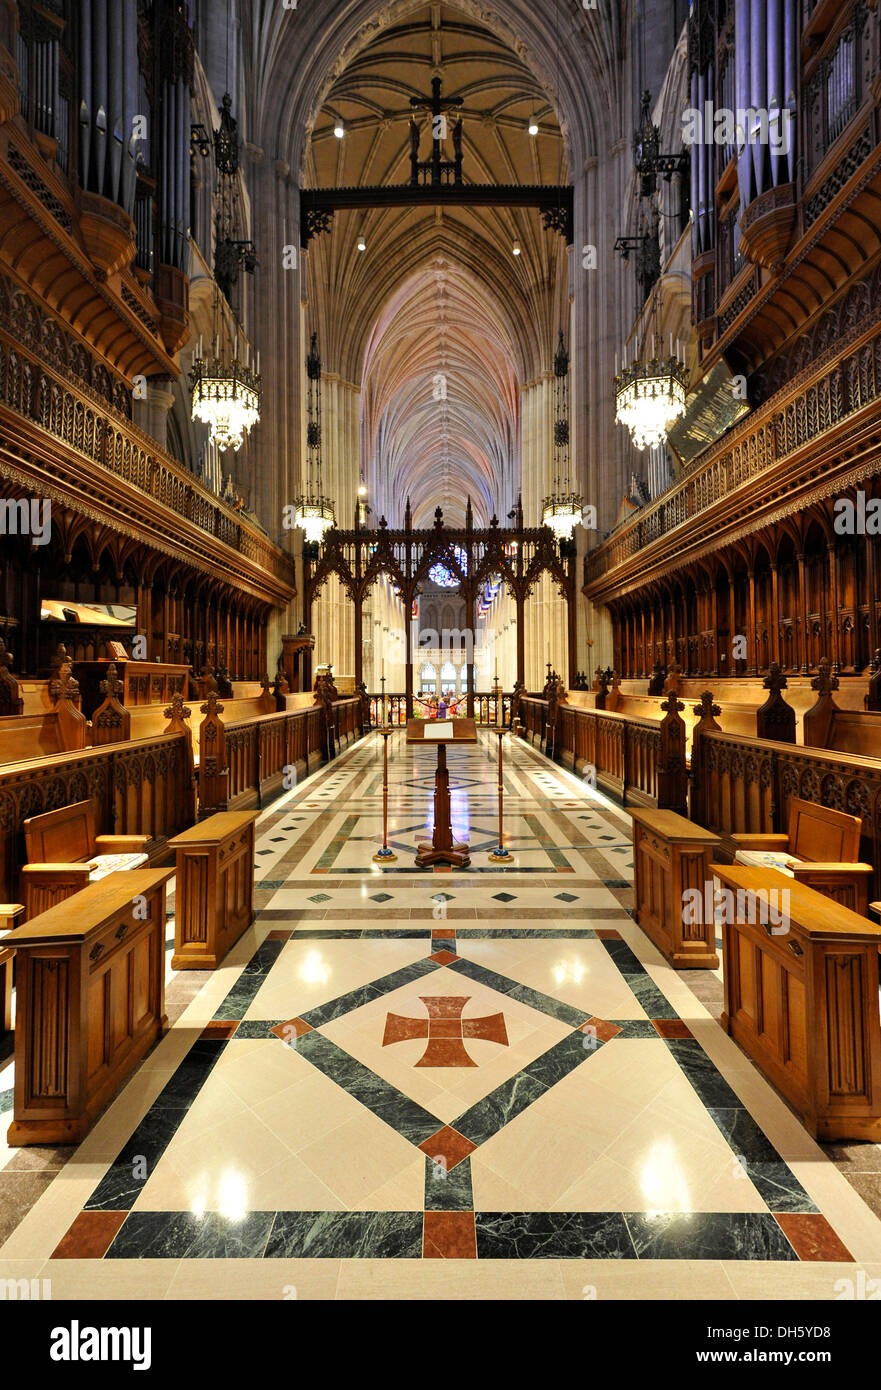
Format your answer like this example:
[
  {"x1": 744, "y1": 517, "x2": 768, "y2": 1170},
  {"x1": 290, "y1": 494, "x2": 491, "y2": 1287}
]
[{"x1": 406, "y1": 717, "x2": 477, "y2": 867}]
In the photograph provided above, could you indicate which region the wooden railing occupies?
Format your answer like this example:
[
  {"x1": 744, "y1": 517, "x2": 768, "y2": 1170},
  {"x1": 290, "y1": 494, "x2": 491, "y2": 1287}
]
[
  {"x1": 200, "y1": 698, "x2": 362, "y2": 812},
  {"x1": 584, "y1": 261, "x2": 881, "y2": 599},
  {"x1": 0, "y1": 732, "x2": 192, "y2": 903},
  {"x1": 519, "y1": 697, "x2": 662, "y2": 808},
  {"x1": 0, "y1": 272, "x2": 295, "y2": 596}
]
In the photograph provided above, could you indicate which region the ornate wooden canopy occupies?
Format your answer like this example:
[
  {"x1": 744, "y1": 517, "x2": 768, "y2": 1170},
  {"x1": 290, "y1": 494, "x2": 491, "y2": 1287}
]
[{"x1": 303, "y1": 497, "x2": 574, "y2": 714}]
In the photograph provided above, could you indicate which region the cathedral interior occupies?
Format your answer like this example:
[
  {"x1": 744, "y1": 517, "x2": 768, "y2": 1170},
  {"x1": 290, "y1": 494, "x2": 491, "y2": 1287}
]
[{"x1": 2, "y1": 0, "x2": 881, "y2": 1338}]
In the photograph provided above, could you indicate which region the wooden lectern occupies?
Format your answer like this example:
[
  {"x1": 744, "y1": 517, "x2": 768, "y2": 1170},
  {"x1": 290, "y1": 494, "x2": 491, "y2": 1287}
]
[{"x1": 406, "y1": 718, "x2": 478, "y2": 867}]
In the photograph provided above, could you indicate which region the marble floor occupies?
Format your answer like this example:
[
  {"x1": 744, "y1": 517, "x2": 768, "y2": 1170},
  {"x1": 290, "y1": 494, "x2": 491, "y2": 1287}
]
[{"x1": 2, "y1": 728, "x2": 881, "y2": 1299}]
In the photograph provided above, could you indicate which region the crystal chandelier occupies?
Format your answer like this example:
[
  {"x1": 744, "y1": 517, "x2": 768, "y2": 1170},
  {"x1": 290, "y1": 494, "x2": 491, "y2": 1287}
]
[
  {"x1": 542, "y1": 331, "x2": 584, "y2": 541},
  {"x1": 190, "y1": 92, "x2": 261, "y2": 455},
  {"x1": 190, "y1": 334, "x2": 261, "y2": 453},
  {"x1": 615, "y1": 346, "x2": 688, "y2": 451},
  {"x1": 294, "y1": 333, "x2": 336, "y2": 544}
]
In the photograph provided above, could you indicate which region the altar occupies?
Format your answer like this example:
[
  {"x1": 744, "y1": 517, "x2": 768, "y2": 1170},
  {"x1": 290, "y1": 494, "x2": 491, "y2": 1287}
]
[{"x1": 406, "y1": 717, "x2": 478, "y2": 867}]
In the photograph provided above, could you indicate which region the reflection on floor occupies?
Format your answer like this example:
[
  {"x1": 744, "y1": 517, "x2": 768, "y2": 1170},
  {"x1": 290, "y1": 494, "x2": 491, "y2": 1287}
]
[{"x1": 1, "y1": 729, "x2": 881, "y2": 1299}]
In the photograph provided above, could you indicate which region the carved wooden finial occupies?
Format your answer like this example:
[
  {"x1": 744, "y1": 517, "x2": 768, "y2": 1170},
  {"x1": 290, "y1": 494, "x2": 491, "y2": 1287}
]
[
  {"x1": 434, "y1": 506, "x2": 443, "y2": 528},
  {"x1": 812, "y1": 655, "x2": 839, "y2": 696},
  {"x1": 200, "y1": 693, "x2": 224, "y2": 718},
  {"x1": 693, "y1": 690, "x2": 721, "y2": 721},
  {"x1": 163, "y1": 692, "x2": 191, "y2": 723},
  {"x1": 661, "y1": 692, "x2": 685, "y2": 716},
  {"x1": 763, "y1": 661, "x2": 788, "y2": 694},
  {"x1": 99, "y1": 663, "x2": 123, "y2": 699},
  {"x1": 51, "y1": 642, "x2": 71, "y2": 676},
  {"x1": 260, "y1": 671, "x2": 271, "y2": 694},
  {"x1": 0, "y1": 637, "x2": 11, "y2": 671}
]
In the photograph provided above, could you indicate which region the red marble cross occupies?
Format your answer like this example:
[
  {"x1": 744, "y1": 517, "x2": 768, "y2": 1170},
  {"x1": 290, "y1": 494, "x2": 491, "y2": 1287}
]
[{"x1": 382, "y1": 995, "x2": 508, "y2": 1067}]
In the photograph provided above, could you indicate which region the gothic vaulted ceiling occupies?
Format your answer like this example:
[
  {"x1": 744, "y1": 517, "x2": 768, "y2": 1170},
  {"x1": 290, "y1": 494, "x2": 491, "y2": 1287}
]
[{"x1": 303, "y1": 2, "x2": 571, "y2": 528}]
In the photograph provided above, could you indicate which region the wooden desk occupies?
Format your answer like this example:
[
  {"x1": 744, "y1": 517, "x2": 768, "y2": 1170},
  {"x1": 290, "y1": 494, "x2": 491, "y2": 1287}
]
[
  {"x1": 406, "y1": 718, "x2": 478, "y2": 867},
  {"x1": 168, "y1": 811, "x2": 257, "y2": 969},
  {"x1": 7, "y1": 870, "x2": 172, "y2": 1146},
  {"x1": 715, "y1": 864, "x2": 881, "y2": 1141},
  {"x1": 630, "y1": 809, "x2": 722, "y2": 968}
]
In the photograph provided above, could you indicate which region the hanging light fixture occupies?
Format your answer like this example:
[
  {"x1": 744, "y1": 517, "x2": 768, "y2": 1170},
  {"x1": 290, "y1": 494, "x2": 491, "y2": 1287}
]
[
  {"x1": 615, "y1": 294, "x2": 689, "y2": 451},
  {"x1": 190, "y1": 86, "x2": 261, "y2": 454},
  {"x1": 293, "y1": 333, "x2": 336, "y2": 544},
  {"x1": 190, "y1": 330, "x2": 261, "y2": 453},
  {"x1": 542, "y1": 331, "x2": 584, "y2": 541}
]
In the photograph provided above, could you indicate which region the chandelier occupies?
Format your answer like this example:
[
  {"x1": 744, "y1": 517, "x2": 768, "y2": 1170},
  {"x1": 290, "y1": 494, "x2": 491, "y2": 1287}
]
[
  {"x1": 190, "y1": 335, "x2": 261, "y2": 453},
  {"x1": 542, "y1": 330, "x2": 584, "y2": 541},
  {"x1": 190, "y1": 91, "x2": 261, "y2": 455},
  {"x1": 294, "y1": 332, "x2": 336, "y2": 544},
  {"x1": 615, "y1": 346, "x2": 688, "y2": 451}
]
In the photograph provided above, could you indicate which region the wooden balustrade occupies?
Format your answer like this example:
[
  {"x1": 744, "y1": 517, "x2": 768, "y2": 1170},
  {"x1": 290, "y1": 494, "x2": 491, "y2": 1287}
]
[
  {"x1": 519, "y1": 697, "x2": 662, "y2": 807},
  {"x1": 199, "y1": 700, "x2": 356, "y2": 813}
]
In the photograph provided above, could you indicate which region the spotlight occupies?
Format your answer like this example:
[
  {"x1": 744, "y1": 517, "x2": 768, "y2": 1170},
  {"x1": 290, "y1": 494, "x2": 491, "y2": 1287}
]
[
  {"x1": 357, "y1": 231, "x2": 367, "y2": 252},
  {"x1": 512, "y1": 240, "x2": 521, "y2": 256},
  {"x1": 358, "y1": 484, "x2": 367, "y2": 496},
  {"x1": 333, "y1": 119, "x2": 345, "y2": 139},
  {"x1": 528, "y1": 117, "x2": 539, "y2": 136}
]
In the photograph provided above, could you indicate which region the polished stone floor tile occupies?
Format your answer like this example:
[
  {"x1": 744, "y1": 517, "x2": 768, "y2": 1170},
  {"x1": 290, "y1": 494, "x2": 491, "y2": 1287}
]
[{"x1": 4, "y1": 729, "x2": 881, "y2": 1294}]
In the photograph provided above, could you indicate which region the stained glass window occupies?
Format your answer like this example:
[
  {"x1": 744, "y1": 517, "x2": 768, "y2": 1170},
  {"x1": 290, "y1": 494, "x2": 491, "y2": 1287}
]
[{"x1": 428, "y1": 546, "x2": 467, "y2": 588}]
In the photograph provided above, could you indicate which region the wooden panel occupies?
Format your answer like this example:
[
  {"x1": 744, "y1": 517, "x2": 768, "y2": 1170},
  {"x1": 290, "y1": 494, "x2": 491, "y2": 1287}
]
[
  {"x1": 718, "y1": 865, "x2": 881, "y2": 1140},
  {"x1": 8, "y1": 870, "x2": 171, "y2": 1145},
  {"x1": 170, "y1": 814, "x2": 256, "y2": 970}
]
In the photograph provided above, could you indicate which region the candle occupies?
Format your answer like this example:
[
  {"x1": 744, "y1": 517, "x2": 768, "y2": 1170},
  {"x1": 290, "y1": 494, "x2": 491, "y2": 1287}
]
[
  {"x1": 234, "y1": 333, "x2": 239, "y2": 360},
  {"x1": 256, "y1": 351, "x2": 261, "y2": 375}
]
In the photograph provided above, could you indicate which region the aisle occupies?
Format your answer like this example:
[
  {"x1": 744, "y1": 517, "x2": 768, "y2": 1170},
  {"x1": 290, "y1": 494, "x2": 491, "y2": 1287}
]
[{"x1": 1, "y1": 729, "x2": 880, "y2": 1299}]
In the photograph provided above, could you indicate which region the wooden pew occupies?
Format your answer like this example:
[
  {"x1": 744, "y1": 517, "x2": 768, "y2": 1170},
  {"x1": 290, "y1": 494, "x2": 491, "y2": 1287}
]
[
  {"x1": 0, "y1": 732, "x2": 194, "y2": 906},
  {"x1": 169, "y1": 811, "x2": 257, "y2": 969},
  {"x1": 803, "y1": 656, "x2": 881, "y2": 756},
  {"x1": 0, "y1": 665, "x2": 87, "y2": 762},
  {"x1": 7, "y1": 869, "x2": 173, "y2": 1145},
  {"x1": 730, "y1": 796, "x2": 873, "y2": 916},
  {"x1": 715, "y1": 865, "x2": 881, "y2": 1141},
  {"x1": 21, "y1": 799, "x2": 150, "y2": 919}
]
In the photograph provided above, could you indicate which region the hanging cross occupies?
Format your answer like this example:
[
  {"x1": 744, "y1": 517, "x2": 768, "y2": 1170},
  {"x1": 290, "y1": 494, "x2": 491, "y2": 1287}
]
[{"x1": 409, "y1": 77, "x2": 464, "y2": 187}]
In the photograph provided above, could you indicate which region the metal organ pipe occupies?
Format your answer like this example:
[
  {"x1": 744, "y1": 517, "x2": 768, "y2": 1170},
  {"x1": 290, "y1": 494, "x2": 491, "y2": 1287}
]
[
  {"x1": 121, "y1": 0, "x2": 138, "y2": 217},
  {"x1": 179, "y1": 78, "x2": 191, "y2": 268},
  {"x1": 108, "y1": 0, "x2": 123, "y2": 204},
  {"x1": 734, "y1": 0, "x2": 751, "y2": 208},
  {"x1": 93, "y1": 0, "x2": 108, "y2": 195},
  {"x1": 783, "y1": 0, "x2": 797, "y2": 185},
  {"x1": 79, "y1": 1, "x2": 92, "y2": 190},
  {"x1": 690, "y1": 68, "x2": 699, "y2": 256},
  {"x1": 767, "y1": 0, "x2": 783, "y2": 189},
  {"x1": 749, "y1": 0, "x2": 766, "y2": 197},
  {"x1": 696, "y1": 68, "x2": 706, "y2": 256}
]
